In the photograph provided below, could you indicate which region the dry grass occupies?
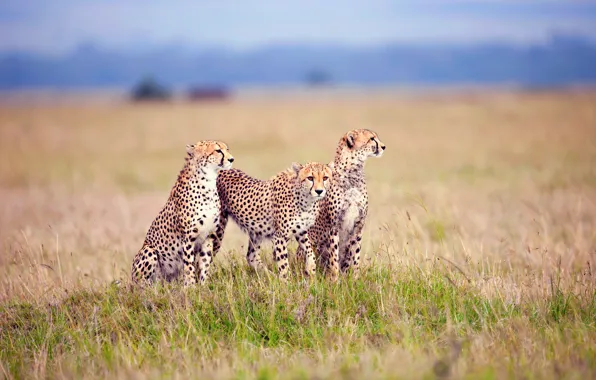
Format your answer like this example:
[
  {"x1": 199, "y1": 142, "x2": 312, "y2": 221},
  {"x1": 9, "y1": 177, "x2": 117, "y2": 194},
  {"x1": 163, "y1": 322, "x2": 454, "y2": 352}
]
[{"x1": 0, "y1": 89, "x2": 595, "y2": 379}]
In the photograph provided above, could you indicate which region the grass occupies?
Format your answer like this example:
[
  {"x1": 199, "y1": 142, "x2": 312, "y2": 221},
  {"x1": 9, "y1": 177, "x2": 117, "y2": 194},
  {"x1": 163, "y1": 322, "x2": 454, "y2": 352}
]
[
  {"x1": 1, "y1": 89, "x2": 596, "y2": 379},
  {"x1": 2, "y1": 261, "x2": 594, "y2": 379}
]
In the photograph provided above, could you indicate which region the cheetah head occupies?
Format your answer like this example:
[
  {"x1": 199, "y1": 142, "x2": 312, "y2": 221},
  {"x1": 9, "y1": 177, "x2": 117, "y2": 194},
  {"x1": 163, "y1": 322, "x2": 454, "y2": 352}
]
[
  {"x1": 341, "y1": 129, "x2": 386, "y2": 161},
  {"x1": 291, "y1": 162, "x2": 333, "y2": 199},
  {"x1": 186, "y1": 140, "x2": 234, "y2": 172}
]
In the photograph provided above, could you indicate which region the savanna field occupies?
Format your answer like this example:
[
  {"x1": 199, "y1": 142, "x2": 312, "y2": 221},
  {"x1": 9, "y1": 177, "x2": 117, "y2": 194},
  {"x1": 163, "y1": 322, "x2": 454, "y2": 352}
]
[{"x1": 0, "y1": 90, "x2": 595, "y2": 379}]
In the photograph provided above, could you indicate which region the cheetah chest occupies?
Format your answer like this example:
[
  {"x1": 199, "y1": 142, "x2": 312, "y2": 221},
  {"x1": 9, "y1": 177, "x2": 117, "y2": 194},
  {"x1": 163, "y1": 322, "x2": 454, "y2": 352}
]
[
  {"x1": 340, "y1": 188, "x2": 364, "y2": 238},
  {"x1": 292, "y1": 210, "x2": 316, "y2": 234},
  {"x1": 197, "y1": 204, "x2": 219, "y2": 239}
]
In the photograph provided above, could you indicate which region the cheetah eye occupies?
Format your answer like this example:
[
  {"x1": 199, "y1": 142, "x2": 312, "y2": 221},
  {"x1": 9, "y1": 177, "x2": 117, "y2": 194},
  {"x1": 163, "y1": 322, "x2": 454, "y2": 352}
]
[
  {"x1": 216, "y1": 149, "x2": 223, "y2": 154},
  {"x1": 370, "y1": 137, "x2": 375, "y2": 141},
  {"x1": 307, "y1": 176, "x2": 314, "y2": 181},
  {"x1": 323, "y1": 176, "x2": 329, "y2": 181}
]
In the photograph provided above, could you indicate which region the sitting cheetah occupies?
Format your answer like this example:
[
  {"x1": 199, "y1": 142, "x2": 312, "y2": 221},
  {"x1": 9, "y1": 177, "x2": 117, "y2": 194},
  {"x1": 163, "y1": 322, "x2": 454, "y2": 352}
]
[
  {"x1": 213, "y1": 162, "x2": 333, "y2": 280},
  {"x1": 297, "y1": 129, "x2": 386, "y2": 279},
  {"x1": 131, "y1": 140, "x2": 235, "y2": 287}
]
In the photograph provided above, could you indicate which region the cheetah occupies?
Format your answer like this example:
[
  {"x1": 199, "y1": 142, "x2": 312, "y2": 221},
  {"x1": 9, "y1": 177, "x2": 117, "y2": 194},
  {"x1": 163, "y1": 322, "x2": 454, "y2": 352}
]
[
  {"x1": 297, "y1": 129, "x2": 386, "y2": 279},
  {"x1": 131, "y1": 140, "x2": 235, "y2": 287},
  {"x1": 213, "y1": 162, "x2": 333, "y2": 280}
]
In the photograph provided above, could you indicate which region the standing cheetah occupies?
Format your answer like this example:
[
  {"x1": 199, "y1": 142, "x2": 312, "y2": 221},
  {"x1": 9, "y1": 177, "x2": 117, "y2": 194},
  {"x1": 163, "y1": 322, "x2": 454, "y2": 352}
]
[
  {"x1": 131, "y1": 140, "x2": 235, "y2": 287},
  {"x1": 213, "y1": 162, "x2": 333, "y2": 280},
  {"x1": 298, "y1": 129, "x2": 385, "y2": 279}
]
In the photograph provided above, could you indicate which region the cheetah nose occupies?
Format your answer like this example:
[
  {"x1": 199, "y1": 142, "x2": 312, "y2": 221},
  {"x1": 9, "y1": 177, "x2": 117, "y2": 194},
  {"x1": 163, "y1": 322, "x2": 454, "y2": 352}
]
[
  {"x1": 228, "y1": 157, "x2": 234, "y2": 163},
  {"x1": 381, "y1": 145, "x2": 386, "y2": 150},
  {"x1": 315, "y1": 189, "x2": 323, "y2": 195}
]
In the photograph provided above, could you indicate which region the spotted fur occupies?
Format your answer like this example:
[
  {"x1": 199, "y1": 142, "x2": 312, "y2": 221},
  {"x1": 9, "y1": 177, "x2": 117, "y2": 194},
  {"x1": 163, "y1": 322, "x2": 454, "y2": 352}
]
[
  {"x1": 213, "y1": 162, "x2": 333, "y2": 280},
  {"x1": 297, "y1": 129, "x2": 386, "y2": 280},
  {"x1": 131, "y1": 140, "x2": 235, "y2": 287}
]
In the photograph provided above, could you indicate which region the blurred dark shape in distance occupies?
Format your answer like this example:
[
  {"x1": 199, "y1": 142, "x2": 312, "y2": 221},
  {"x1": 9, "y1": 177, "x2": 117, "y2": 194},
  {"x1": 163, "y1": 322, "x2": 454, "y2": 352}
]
[
  {"x1": 186, "y1": 85, "x2": 231, "y2": 102},
  {"x1": 130, "y1": 76, "x2": 171, "y2": 102},
  {"x1": 305, "y1": 69, "x2": 333, "y2": 87}
]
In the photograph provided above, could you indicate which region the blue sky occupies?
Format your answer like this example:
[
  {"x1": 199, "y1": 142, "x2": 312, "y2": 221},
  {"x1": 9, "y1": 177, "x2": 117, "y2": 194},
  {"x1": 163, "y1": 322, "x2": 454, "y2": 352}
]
[{"x1": 1, "y1": 0, "x2": 596, "y2": 53}]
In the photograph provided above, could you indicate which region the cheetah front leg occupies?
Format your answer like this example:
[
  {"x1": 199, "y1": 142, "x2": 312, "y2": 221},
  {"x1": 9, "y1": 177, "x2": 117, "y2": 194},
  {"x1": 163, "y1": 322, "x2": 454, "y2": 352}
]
[
  {"x1": 326, "y1": 227, "x2": 340, "y2": 281},
  {"x1": 182, "y1": 233, "x2": 199, "y2": 287},
  {"x1": 295, "y1": 245, "x2": 304, "y2": 261},
  {"x1": 131, "y1": 244, "x2": 157, "y2": 286},
  {"x1": 296, "y1": 226, "x2": 321, "y2": 262},
  {"x1": 296, "y1": 231, "x2": 316, "y2": 278},
  {"x1": 273, "y1": 233, "x2": 290, "y2": 281},
  {"x1": 340, "y1": 217, "x2": 365, "y2": 277},
  {"x1": 197, "y1": 236, "x2": 214, "y2": 284},
  {"x1": 212, "y1": 210, "x2": 228, "y2": 258}
]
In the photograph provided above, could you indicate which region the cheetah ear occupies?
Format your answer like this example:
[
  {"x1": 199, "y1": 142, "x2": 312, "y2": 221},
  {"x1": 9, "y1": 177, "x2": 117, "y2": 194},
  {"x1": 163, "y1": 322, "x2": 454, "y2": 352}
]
[
  {"x1": 186, "y1": 144, "x2": 195, "y2": 158},
  {"x1": 346, "y1": 132, "x2": 355, "y2": 149},
  {"x1": 291, "y1": 162, "x2": 303, "y2": 174}
]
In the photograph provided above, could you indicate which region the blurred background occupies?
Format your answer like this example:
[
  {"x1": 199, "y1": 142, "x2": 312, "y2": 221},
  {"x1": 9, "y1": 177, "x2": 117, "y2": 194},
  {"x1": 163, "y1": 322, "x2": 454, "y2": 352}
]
[{"x1": 1, "y1": 0, "x2": 595, "y2": 99}]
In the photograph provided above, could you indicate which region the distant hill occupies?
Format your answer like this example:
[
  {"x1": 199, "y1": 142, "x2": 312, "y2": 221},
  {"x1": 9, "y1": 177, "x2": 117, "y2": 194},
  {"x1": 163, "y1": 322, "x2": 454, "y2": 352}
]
[{"x1": 1, "y1": 33, "x2": 595, "y2": 90}]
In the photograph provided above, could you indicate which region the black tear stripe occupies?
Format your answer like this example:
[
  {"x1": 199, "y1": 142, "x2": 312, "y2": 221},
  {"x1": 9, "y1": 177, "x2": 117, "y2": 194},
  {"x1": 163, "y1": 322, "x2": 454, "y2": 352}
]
[
  {"x1": 374, "y1": 139, "x2": 379, "y2": 154},
  {"x1": 213, "y1": 149, "x2": 225, "y2": 166}
]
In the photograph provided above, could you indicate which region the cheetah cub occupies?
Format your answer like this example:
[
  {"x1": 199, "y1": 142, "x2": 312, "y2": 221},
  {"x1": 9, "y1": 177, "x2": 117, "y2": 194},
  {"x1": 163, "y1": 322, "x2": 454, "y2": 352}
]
[
  {"x1": 131, "y1": 140, "x2": 234, "y2": 287},
  {"x1": 213, "y1": 162, "x2": 333, "y2": 280},
  {"x1": 298, "y1": 129, "x2": 385, "y2": 279}
]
